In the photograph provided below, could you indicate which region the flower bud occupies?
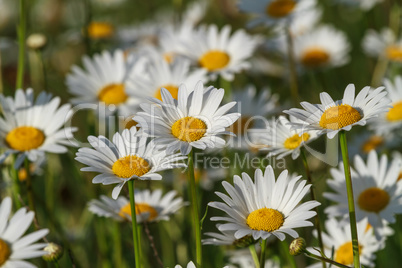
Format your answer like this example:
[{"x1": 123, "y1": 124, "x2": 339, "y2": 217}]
[
  {"x1": 289, "y1": 237, "x2": 306, "y2": 256},
  {"x1": 42, "y1": 242, "x2": 63, "y2": 262}
]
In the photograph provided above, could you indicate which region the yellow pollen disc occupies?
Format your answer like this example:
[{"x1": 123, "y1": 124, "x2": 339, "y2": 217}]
[
  {"x1": 361, "y1": 135, "x2": 384, "y2": 154},
  {"x1": 319, "y1": 104, "x2": 362, "y2": 130},
  {"x1": 98, "y1": 84, "x2": 128, "y2": 105},
  {"x1": 154, "y1": 85, "x2": 179, "y2": 101},
  {"x1": 118, "y1": 203, "x2": 158, "y2": 221},
  {"x1": 266, "y1": 0, "x2": 296, "y2": 18},
  {"x1": 358, "y1": 187, "x2": 390, "y2": 213},
  {"x1": 335, "y1": 242, "x2": 362, "y2": 265},
  {"x1": 87, "y1": 22, "x2": 113, "y2": 39},
  {"x1": 386, "y1": 45, "x2": 402, "y2": 61},
  {"x1": 199, "y1": 50, "x2": 230, "y2": 71},
  {"x1": 0, "y1": 239, "x2": 11, "y2": 266},
  {"x1": 246, "y1": 208, "x2": 284, "y2": 232},
  {"x1": 386, "y1": 101, "x2": 402, "y2": 121},
  {"x1": 284, "y1": 133, "x2": 310, "y2": 150},
  {"x1": 163, "y1": 53, "x2": 174, "y2": 63},
  {"x1": 398, "y1": 172, "x2": 402, "y2": 182},
  {"x1": 230, "y1": 116, "x2": 253, "y2": 135},
  {"x1": 112, "y1": 155, "x2": 151, "y2": 178},
  {"x1": 5, "y1": 126, "x2": 45, "y2": 151},
  {"x1": 171, "y1": 117, "x2": 207, "y2": 142},
  {"x1": 301, "y1": 48, "x2": 330, "y2": 68}
]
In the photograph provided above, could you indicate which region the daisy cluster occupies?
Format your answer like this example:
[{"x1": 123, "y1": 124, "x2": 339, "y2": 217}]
[{"x1": 0, "y1": 0, "x2": 402, "y2": 267}]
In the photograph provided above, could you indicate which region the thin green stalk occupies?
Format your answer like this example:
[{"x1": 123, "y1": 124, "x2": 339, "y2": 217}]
[
  {"x1": 25, "y1": 159, "x2": 36, "y2": 216},
  {"x1": 259, "y1": 239, "x2": 267, "y2": 268},
  {"x1": 16, "y1": 0, "x2": 26, "y2": 89},
  {"x1": 304, "y1": 250, "x2": 350, "y2": 268},
  {"x1": 54, "y1": 260, "x2": 60, "y2": 268},
  {"x1": 112, "y1": 221, "x2": 122, "y2": 268},
  {"x1": 11, "y1": 157, "x2": 22, "y2": 209},
  {"x1": 300, "y1": 149, "x2": 326, "y2": 268},
  {"x1": 286, "y1": 26, "x2": 299, "y2": 106},
  {"x1": 339, "y1": 131, "x2": 360, "y2": 268},
  {"x1": 128, "y1": 180, "x2": 141, "y2": 268},
  {"x1": 188, "y1": 150, "x2": 202, "y2": 267},
  {"x1": 249, "y1": 244, "x2": 259, "y2": 268},
  {"x1": 38, "y1": 50, "x2": 48, "y2": 91},
  {"x1": 281, "y1": 240, "x2": 296, "y2": 268},
  {"x1": 83, "y1": 0, "x2": 92, "y2": 55}
]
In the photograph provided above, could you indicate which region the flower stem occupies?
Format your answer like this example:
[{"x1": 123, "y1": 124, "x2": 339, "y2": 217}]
[
  {"x1": 16, "y1": 0, "x2": 26, "y2": 89},
  {"x1": 10, "y1": 157, "x2": 22, "y2": 209},
  {"x1": 259, "y1": 239, "x2": 267, "y2": 268},
  {"x1": 188, "y1": 150, "x2": 202, "y2": 267},
  {"x1": 300, "y1": 149, "x2": 326, "y2": 268},
  {"x1": 128, "y1": 180, "x2": 141, "y2": 268},
  {"x1": 339, "y1": 131, "x2": 360, "y2": 268},
  {"x1": 112, "y1": 221, "x2": 122, "y2": 268},
  {"x1": 249, "y1": 244, "x2": 259, "y2": 268},
  {"x1": 304, "y1": 249, "x2": 350, "y2": 268},
  {"x1": 286, "y1": 26, "x2": 299, "y2": 106}
]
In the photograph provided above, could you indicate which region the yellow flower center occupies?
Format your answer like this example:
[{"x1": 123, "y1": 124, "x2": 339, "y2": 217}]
[
  {"x1": 5, "y1": 126, "x2": 45, "y2": 151},
  {"x1": 154, "y1": 85, "x2": 179, "y2": 101},
  {"x1": 98, "y1": 84, "x2": 128, "y2": 105},
  {"x1": 360, "y1": 135, "x2": 384, "y2": 154},
  {"x1": 112, "y1": 155, "x2": 151, "y2": 178},
  {"x1": 0, "y1": 239, "x2": 11, "y2": 266},
  {"x1": 364, "y1": 223, "x2": 372, "y2": 233},
  {"x1": 335, "y1": 242, "x2": 362, "y2": 265},
  {"x1": 398, "y1": 172, "x2": 402, "y2": 182},
  {"x1": 386, "y1": 45, "x2": 402, "y2": 61},
  {"x1": 118, "y1": 202, "x2": 158, "y2": 221},
  {"x1": 301, "y1": 48, "x2": 330, "y2": 68},
  {"x1": 358, "y1": 187, "x2": 390, "y2": 213},
  {"x1": 230, "y1": 116, "x2": 253, "y2": 136},
  {"x1": 171, "y1": 117, "x2": 207, "y2": 142},
  {"x1": 199, "y1": 50, "x2": 230, "y2": 71},
  {"x1": 386, "y1": 101, "x2": 402, "y2": 121},
  {"x1": 163, "y1": 53, "x2": 174, "y2": 63},
  {"x1": 266, "y1": 0, "x2": 296, "y2": 18},
  {"x1": 319, "y1": 104, "x2": 362, "y2": 130},
  {"x1": 284, "y1": 133, "x2": 310, "y2": 150},
  {"x1": 87, "y1": 22, "x2": 113, "y2": 39},
  {"x1": 246, "y1": 208, "x2": 284, "y2": 232}
]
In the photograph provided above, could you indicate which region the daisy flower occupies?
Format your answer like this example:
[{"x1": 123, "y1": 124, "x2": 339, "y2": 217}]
[
  {"x1": 89, "y1": 190, "x2": 185, "y2": 223},
  {"x1": 180, "y1": 24, "x2": 261, "y2": 81},
  {"x1": 127, "y1": 55, "x2": 207, "y2": 101},
  {"x1": 0, "y1": 89, "x2": 77, "y2": 168},
  {"x1": 209, "y1": 166, "x2": 320, "y2": 241},
  {"x1": 334, "y1": 0, "x2": 384, "y2": 11},
  {"x1": 291, "y1": 25, "x2": 350, "y2": 69},
  {"x1": 308, "y1": 218, "x2": 382, "y2": 268},
  {"x1": 256, "y1": 115, "x2": 317, "y2": 160},
  {"x1": 133, "y1": 81, "x2": 241, "y2": 155},
  {"x1": 370, "y1": 75, "x2": 402, "y2": 135},
  {"x1": 75, "y1": 127, "x2": 187, "y2": 199},
  {"x1": 66, "y1": 49, "x2": 147, "y2": 116},
  {"x1": 227, "y1": 249, "x2": 280, "y2": 268},
  {"x1": 324, "y1": 150, "x2": 402, "y2": 231},
  {"x1": 0, "y1": 197, "x2": 49, "y2": 268},
  {"x1": 238, "y1": 0, "x2": 316, "y2": 28},
  {"x1": 362, "y1": 28, "x2": 402, "y2": 63},
  {"x1": 284, "y1": 84, "x2": 391, "y2": 139}
]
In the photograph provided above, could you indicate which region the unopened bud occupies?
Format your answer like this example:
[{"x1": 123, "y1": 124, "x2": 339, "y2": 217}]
[
  {"x1": 289, "y1": 237, "x2": 306, "y2": 256},
  {"x1": 42, "y1": 242, "x2": 63, "y2": 262},
  {"x1": 27, "y1": 33, "x2": 47, "y2": 50},
  {"x1": 233, "y1": 235, "x2": 256, "y2": 248}
]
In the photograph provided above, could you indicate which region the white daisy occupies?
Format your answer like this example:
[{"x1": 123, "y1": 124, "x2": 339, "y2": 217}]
[
  {"x1": 369, "y1": 75, "x2": 402, "y2": 135},
  {"x1": 0, "y1": 89, "x2": 77, "y2": 169},
  {"x1": 66, "y1": 49, "x2": 147, "y2": 116},
  {"x1": 284, "y1": 84, "x2": 391, "y2": 139},
  {"x1": 324, "y1": 150, "x2": 402, "y2": 231},
  {"x1": 88, "y1": 189, "x2": 185, "y2": 223},
  {"x1": 209, "y1": 166, "x2": 320, "y2": 241},
  {"x1": 0, "y1": 197, "x2": 49, "y2": 268},
  {"x1": 133, "y1": 81, "x2": 241, "y2": 155},
  {"x1": 362, "y1": 28, "x2": 402, "y2": 63},
  {"x1": 255, "y1": 115, "x2": 317, "y2": 160},
  {"x1": 127, "y1": 55, "x2": 208, "y2": 102},
  {"x1": 227, "y1": 249, "x2": 280, "y2": 268},
  {"x1": 175, "y1": 261, "x2": 229, "y2": 268},
  {"x1": 238, "y1": 0, "x2": 316, "y2": 28},
  {"x1": 290, "y1": 25, "x2": 350, "y2": 69},
  {"x1": 75, "y1": 127, "x2": 187, "y2": 199},
  {"x1": 334, "y1": 0, "x2": 384, "y2": 11},
  {"x1": 308, "y1": 218, "x2": 382, "y2": 268},
  {"x1": 180, "y1": 24, "x2": 261, "y2": 81}
]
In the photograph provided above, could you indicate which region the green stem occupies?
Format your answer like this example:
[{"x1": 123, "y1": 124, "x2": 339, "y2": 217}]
[
  {"x1": 339, "y1": 131, "x2": 360, "y2": 268},
  {"x1": 16, "y1": 0, "x2": 26, "y2": 89},
  {"x1": 259, "y1": 239, "x2": 267, "y2": 268},
  {"x1": 54, "y1": 260, "x2": 60, "y2": 268},
  {"x1": 11, "y1": 157, "x2": 22, "y2": 209},
  {"x1": 112, "y1": 221, "x2": 122, "y2": 268},
  {"x1": 281, "y1": 240, "x2": 296, "y2": 268},
  {"x1": 188, "y1": 150, "x2": 202, "y2": 267},
  {"x1": 128, "y1": 180, "x2": 141, "y2": 268},
  {"x1": 249, "y1": 244, "x2": 260, "y2": 268},
  {"x1": 25, "y1": 159, "x2": 37, "y2": 218},
  {"x1": 304, "y1": 250, "x2": 350, "y2": 268},
  {"x1": 83, "y1": 0, "x2": 92, "y2": 55},
  {"x1": 286, "y1": 26, "x2": 299, "y2": 106},
  {"x1": 300, "y1": 149, "x2": 326, "y2": 268}
]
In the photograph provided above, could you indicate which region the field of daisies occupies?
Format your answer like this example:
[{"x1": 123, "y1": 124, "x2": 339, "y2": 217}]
[{"x1": 1, "y1": 0, "x2": 402, "y2": 267}]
